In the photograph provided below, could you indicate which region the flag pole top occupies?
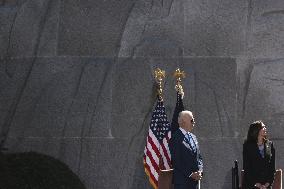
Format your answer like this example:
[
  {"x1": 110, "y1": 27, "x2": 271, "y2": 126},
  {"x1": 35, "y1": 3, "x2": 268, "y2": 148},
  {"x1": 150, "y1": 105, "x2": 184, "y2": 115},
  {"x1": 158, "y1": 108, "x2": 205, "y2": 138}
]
[
  {"x1": 173, "y1": 68, "x2": 185, "y2": 97},
  {"x1": 154, "y1": 68, "x2": 165, "y2": 99}
]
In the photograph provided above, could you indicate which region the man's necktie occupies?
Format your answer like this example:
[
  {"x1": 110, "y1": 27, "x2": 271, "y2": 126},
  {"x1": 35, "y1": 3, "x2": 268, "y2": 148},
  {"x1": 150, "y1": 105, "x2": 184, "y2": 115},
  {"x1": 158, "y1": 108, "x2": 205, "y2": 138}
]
[{"x1": 185, "y1": 133, "x2": 196, "y2": 152}]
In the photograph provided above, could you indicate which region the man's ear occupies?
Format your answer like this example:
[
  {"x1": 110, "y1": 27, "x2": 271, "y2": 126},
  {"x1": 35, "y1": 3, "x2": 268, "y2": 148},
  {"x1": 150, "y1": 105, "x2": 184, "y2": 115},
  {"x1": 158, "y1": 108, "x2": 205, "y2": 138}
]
[{"x1": 180, "y1": 118, "x2": 184, "y2": 125}]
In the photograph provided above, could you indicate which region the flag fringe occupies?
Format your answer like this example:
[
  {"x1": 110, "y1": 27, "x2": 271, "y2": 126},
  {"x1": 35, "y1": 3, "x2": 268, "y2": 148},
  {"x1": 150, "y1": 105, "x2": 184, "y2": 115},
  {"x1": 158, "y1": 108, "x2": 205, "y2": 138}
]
[{"x1": 143, "y1": 159, "x2": 158, "y2": 189}]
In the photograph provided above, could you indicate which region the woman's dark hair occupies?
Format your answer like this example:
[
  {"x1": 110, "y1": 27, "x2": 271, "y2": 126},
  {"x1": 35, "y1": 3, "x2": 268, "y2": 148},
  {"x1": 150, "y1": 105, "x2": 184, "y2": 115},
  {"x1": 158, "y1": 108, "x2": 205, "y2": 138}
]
[{"x1": 246, "y1": 120, "x2": 265, "y2": 143}]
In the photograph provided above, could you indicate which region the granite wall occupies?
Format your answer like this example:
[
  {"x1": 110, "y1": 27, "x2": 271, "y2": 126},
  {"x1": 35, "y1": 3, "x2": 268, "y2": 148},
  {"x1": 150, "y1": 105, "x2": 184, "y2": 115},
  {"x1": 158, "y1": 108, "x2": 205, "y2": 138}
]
[{"x1": 1, "y1": 0, "x2": 284, "y2": 189}]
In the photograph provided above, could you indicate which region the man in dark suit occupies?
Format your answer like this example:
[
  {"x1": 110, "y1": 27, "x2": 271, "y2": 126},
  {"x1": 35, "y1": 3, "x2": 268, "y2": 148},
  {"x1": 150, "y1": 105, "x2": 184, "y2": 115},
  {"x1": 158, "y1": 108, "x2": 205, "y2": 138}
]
[{"x1": 169, "y1": 110, "x2": 203, "y2": 189}]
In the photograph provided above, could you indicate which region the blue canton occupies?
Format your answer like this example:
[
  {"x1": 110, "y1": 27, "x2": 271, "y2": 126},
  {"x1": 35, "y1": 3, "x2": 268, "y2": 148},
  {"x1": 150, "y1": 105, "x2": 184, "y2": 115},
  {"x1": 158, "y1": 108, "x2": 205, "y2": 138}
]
[{"x1": 151, "y1": 100, "x2": 171, "y2": 142}]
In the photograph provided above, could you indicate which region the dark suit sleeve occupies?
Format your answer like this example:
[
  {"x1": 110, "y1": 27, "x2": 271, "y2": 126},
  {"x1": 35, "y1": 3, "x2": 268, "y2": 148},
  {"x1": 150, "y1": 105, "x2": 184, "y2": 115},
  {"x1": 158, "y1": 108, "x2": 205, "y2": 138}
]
[
  {"x1": 198, "y1": 152, "x2": 203, "y2": 172},
  {"x1": 268, "y1": 142, "x2": 276, "y2": 185},
  {"x1": 169, "y1": 135, "x2": 193, "y2": 178},
  {"x1": 196, "y1": 137, "x2": 203, "y2": 172},
  {"x1": 243, "y1": 143, "x2": 254, "y2": 187}
]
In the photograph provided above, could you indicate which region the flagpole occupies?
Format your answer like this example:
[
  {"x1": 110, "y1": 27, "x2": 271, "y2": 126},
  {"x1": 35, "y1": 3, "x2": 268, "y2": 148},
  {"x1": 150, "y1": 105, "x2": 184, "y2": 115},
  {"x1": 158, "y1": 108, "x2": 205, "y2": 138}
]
[
  {"x1": 154, "y1": 68, "x2": 166, "y2": 170},
  {"x1": 173, "y1": 68, "x2": 185, "y2": 97},
  {"x1": 154, "y1": 68, "x2": 165, "y2": 100},
  {"x1": 144, "y1": 68, "x2": 168, "y2": 189}
]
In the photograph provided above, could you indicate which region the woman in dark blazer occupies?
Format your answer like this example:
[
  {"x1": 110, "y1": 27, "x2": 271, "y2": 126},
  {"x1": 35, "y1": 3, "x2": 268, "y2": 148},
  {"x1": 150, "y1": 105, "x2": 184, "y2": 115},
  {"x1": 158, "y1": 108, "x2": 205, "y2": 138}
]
[{"x1": 243, "y1": 121, "x2": 275, "y2": 189}]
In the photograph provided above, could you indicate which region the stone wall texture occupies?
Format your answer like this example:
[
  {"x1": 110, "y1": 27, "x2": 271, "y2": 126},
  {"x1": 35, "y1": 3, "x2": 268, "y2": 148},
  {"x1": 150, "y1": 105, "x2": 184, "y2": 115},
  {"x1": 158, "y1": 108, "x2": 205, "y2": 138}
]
[{"x1": 1, "y1": 0, "x2": 284, "y2": 189}]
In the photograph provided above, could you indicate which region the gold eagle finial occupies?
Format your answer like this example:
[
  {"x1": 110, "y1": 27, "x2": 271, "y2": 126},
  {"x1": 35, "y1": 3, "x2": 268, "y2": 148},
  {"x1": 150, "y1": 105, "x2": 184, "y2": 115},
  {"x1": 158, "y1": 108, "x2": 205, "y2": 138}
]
[{"x1": 173, "y1": 68, "x2": 185, "y2": 98}]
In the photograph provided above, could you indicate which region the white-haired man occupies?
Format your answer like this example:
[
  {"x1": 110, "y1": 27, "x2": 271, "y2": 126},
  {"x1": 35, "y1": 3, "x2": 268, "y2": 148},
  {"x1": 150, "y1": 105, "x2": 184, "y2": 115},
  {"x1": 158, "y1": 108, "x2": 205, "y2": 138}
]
[{"x1": 169, "y1": 110, "x2": 203, "y2": 189}]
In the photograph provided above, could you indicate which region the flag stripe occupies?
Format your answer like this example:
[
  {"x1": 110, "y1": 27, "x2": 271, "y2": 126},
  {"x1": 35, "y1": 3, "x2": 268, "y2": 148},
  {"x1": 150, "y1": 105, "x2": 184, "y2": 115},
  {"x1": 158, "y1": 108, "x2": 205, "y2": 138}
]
[
  {"x1": 161, "y1": 138, "x2": 171, "y2": 169},
  {"x1": 146, "y1": 137, "x2": 159, "y2": 170},
  {"x1": 144, "y1": 160, "x2": 158, "y2": 189},
  {"x1": 145, "y1": 152, "x2": 159, "y2": 180},
  {"x1": 149, "y1": 130, "x2": 160, "y2": 151}
]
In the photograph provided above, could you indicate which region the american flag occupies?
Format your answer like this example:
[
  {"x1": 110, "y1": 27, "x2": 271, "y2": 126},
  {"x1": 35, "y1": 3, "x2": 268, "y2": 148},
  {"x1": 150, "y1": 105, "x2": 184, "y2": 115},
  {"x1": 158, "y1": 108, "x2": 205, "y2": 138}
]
[{"x1": 143, "y1": 97, "x2": 172, "y2": 189}]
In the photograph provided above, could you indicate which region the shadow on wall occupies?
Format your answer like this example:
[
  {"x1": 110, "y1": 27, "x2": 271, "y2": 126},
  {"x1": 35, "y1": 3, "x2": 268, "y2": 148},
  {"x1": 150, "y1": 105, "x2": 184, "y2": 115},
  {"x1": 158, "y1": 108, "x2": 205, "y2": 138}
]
[
  {"x1": 222, "y1": 169, "x2": 234, "y2": 189},
  {"x1": 0, "y1": 151, "x2": 86, "y2": 189}
]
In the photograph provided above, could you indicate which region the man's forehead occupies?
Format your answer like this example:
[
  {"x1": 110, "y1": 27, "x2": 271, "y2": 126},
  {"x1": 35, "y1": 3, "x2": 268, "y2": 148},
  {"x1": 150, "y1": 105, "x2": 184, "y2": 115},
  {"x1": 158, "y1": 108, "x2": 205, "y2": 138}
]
[{"x1": 184, "y1": 113, "x2": 193, "y2": 119}]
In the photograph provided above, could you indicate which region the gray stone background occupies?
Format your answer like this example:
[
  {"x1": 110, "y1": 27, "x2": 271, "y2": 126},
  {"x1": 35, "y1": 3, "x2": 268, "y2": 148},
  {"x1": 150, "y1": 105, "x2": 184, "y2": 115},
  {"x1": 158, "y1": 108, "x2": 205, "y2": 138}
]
[{"x1": 0, "y1": 0, "x2": 284, "y2": 188}]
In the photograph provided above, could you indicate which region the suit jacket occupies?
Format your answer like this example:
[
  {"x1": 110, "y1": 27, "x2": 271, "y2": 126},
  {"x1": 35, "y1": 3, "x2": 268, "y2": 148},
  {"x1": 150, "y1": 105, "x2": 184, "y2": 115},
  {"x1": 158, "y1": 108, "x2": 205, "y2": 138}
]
[
  {"x1": 243, "y1": 140, "x2": 275, "y2": 188},
  {"x1": 169, "y1": 129, "x2": 203, "y2": 188}
]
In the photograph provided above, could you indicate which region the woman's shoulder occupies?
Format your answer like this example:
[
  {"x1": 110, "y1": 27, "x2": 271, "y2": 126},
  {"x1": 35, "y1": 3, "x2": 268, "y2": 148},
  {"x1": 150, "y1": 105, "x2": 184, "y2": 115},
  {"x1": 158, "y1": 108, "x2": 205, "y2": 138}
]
[
  {"x1": 265, "y1": 139, "x2": 274, "y2": 148},
  {"x1": 243, "y1": 140, "x2": 256, "y2": 148}
]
